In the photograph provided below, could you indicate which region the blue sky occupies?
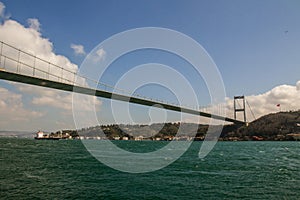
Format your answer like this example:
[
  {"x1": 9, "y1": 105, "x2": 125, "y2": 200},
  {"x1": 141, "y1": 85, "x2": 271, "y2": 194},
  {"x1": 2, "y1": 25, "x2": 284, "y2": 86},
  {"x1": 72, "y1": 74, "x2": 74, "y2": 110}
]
[
  {"x1": 4, "y1": 0, "x2": 300, "y2": 94},
  {"x1": 0, "y1": 0, "x2": 299, "y2": 131}
]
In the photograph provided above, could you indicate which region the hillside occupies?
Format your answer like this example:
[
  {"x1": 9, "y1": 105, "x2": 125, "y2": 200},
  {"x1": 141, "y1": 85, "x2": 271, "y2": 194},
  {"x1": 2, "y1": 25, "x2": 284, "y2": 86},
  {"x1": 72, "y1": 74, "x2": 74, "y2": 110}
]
[
  {"x1": 75, "y1": 110, "x2": 300, "y2": 141},
  {"x1": 223, "y1": 110, "x2": 300, "y2": 140}
]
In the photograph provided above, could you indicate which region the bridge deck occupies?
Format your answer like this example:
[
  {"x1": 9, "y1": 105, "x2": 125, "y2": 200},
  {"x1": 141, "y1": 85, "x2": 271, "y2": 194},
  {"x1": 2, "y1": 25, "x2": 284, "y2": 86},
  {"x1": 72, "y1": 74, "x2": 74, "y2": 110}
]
[{"x1": 0, "y1": 70, "x2": 244, "y2": 124}]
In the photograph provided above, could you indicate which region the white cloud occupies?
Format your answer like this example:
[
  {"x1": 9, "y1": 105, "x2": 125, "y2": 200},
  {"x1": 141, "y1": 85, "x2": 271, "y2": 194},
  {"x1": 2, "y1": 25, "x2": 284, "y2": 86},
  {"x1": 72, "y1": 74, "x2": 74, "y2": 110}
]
[
  {"x1": 33, "y1": 95, "x2": 72, "y2": 110},
  {"x1": 0, "y1": 86, "x2": 43, "y2": 127},
  {"x1": 0, "y1": 19, "x2": 77, "y2": 75},
  {"x1": 16, "y1": 84, "x2": 101, "y2": 111},
  {"x1": 27, "y1": 18, "x2": 41, "y2": 32},
  {"x1": 94, "y1": 48, "x2": 106, "y2": 61},
  {"x1": 31, "y1": 91, "x2": 101, "y2": 111},
  {"x1": 70, "y1": 43, "x2": 86, "y2": 55},
  {"x1": 17, "y1": 84, "x2": 73, "y2": 110}
]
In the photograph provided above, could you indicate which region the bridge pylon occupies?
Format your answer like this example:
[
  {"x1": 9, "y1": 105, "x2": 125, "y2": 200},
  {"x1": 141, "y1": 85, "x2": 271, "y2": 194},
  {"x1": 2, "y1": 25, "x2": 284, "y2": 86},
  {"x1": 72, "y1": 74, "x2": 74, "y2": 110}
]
[{"x1": 234, "y1": 95, "x2": 246, "y2": 124}]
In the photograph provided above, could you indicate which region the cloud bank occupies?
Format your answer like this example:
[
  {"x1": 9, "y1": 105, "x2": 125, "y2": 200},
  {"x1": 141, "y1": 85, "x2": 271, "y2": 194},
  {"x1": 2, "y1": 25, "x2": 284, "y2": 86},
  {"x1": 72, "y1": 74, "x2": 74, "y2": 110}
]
[
  {"x1": 0, "y1": 2, "x2": 101, "y2": 130},
  {"x1": 240, "y1": 81, "x2": 300, "y2": 121},
  {"x1": 0, "y1": 86, "x2": 43, "y2": 127},
  {"x1": 0, "y1": 20, "x2": 78, "y2": 73},
  {"x1": 214, "y1": 81, "x2": 300, "y2": 123}
]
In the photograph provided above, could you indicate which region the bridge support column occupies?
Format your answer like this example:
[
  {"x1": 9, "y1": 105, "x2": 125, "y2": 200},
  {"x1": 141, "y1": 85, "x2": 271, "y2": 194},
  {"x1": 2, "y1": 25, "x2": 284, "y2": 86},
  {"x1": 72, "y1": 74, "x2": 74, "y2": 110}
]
[{"x1": 234, "y1": 96, "x2": 246, "y2": 123}]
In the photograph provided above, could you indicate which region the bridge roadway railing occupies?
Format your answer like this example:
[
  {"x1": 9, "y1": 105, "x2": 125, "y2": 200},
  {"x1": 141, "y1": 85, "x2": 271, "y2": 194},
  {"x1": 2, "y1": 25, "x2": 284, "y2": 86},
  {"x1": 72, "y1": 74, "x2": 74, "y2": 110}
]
[
  {"x1": 0, "y1": 41, "x2": 208, "y2": 110},
  {"x1": 0, "y1": 41, "x2": 80, "y2": 85}
]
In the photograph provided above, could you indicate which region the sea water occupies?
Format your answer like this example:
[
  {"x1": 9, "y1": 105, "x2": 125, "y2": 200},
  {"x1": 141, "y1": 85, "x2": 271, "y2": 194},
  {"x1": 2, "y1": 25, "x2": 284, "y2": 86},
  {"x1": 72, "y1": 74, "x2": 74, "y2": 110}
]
[{"x1": 1, "y1": 138, "x2": 300, "y2": 199}]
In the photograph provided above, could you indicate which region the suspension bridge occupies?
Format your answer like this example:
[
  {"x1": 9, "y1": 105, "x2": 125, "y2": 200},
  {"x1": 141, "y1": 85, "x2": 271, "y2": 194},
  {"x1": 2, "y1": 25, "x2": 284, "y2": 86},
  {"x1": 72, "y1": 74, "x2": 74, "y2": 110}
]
[{"x1": 0, "y1": 41, "x2": 245, "y2": 124}]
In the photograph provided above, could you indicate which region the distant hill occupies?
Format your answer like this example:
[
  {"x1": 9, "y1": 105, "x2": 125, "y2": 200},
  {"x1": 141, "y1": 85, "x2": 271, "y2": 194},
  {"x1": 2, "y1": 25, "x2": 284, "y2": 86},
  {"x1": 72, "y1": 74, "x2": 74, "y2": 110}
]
[
  {"x1": 223, "y1": 110, "x2": 300, "y2": 140},
  {"x1": 0, "y1": 131, "x2": 34, "y2": 138}
]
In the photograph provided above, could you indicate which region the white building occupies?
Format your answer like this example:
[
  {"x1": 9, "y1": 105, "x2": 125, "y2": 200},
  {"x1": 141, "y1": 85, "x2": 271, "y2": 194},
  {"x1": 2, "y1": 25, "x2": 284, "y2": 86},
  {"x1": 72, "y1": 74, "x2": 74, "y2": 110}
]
[{"x1": 36, "y1": 131, "x2": 44, "y2": 138}]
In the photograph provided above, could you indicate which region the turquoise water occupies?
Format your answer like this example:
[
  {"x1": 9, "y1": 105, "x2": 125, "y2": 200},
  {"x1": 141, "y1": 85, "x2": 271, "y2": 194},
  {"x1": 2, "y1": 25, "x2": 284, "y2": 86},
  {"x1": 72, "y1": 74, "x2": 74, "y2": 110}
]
[{"x1": 1, "y1": 138, "x2": 300, "y2": 199}]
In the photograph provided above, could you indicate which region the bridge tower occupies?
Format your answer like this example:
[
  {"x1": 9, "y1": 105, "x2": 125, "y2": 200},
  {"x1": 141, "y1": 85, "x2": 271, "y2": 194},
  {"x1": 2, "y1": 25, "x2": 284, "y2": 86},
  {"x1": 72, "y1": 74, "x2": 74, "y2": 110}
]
[{"x1": 234, "y1": 96, "x2": 246, "y2": 123}]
